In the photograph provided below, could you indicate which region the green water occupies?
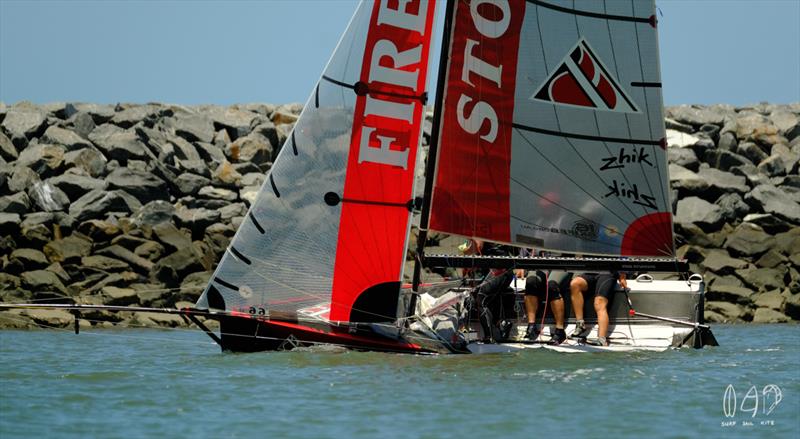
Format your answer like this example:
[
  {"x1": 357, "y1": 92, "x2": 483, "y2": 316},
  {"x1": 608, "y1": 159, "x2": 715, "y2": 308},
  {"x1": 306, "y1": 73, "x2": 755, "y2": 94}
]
[{"x1": 1, "y1": 325, "x2": 798, "y2": 438}]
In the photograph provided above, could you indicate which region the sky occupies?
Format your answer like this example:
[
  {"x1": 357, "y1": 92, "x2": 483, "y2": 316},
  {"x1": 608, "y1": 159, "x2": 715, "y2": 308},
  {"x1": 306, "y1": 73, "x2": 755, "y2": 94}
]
[{"x1": 1, "y1": 0, "x2": 798, "y2": 107}]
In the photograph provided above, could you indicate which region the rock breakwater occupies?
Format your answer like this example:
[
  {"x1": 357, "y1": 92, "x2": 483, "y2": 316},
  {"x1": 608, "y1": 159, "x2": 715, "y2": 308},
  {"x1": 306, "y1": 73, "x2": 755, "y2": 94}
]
[{"x1": 0, "y1": 101, "x2": 798, "y2": 329}]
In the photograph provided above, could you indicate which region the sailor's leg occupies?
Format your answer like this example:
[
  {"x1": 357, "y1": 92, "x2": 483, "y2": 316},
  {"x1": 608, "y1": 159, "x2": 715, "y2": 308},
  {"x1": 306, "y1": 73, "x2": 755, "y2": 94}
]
[
  {"x1": 550, "y1": 297, "x2": 565, "y2": 329},
  {"x1": 570, "y1": 276, "x2": 588, "y2": 321},
  {"x1": 594, "y1": 296, "x2": 609, "y2": 338},
  {"x1": 523, "y1": 272, "x2": 544, "y2": 323}
]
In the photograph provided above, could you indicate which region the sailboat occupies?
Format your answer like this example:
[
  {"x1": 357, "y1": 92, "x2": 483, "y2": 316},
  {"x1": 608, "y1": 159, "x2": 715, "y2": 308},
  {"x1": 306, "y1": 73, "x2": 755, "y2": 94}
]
[{"x1": 2, "y1": 0, "x2": 717, "y2": 354}]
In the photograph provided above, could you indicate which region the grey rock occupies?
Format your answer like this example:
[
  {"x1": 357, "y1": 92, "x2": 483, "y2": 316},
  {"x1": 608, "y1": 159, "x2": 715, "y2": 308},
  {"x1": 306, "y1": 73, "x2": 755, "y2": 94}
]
[
  {"x1": 41, "y1": 126, "x2": 92, "y2": 151},
  {"x1": 755, "y1": 250, "x2": 787, "y2": 269},
  {"x1": 70, "y1": 112, "x2": 96, "y2": 139},
  {"x1": 170, "y1": 136, "x2": 203, "y2": 162},
  {"x1": 724, "y1": 223, "x2": 775, "y2": 257},
  {"x1": 172, "y1": 114, "x2": 215, "y2": 143},
  {"x1": 63, "y1": 147, "x2": 108, "y2": 178},
  {"x1": 105, "y1": 167, "x2": 168, "y2": 203},
  {"x1": 27, "y1": 181, "x2": 70, "y2": 212},
  {"x1": 132, "y1": 200, "x2": 175, "y2": 226},
  {"x1": 151, "y1": 246, "x2": 206, "y2": 287},
  {"x1": 174, "y1": 173, "x2": 210, "y2": 196},
  {"x1": 717, "y1": 132, "x2": 738, "y2": 152},
  {"x1": 752, "y1": 308, "x2": 791, "y2": 323},
  {"x1": 696, "y1": 167, "x2": 749, "y2": 195},
  {"x1": 19, "y1": 223, "x2": 51, "y2": 248},
  {"x1": 1, "y1": 107, "x2": 47, "y2": 145},
  {"x1": 240, "y1": 185, "x2": 259, "y2": 206},
  {"x1": 736, "y1": 267, "x2": 787, "y2": 291},
  {"x1": 668, "y1": 148, "x2": 699, "y2": 171},
  {"x1": 771, "y1": 143, "x2": 799, "y2": 172},
  {"x1": 715, "y1": 193, "x2": 749, "y2": 223},
  {"x1": 95, "y1": 245, "x2": 154, "y2": 273},
  {"x1": 134, "y1": 241, "x2": 164, "y2": 262},
  {"x1": 730, "y1": 164, "x2": 770, "y2": 187},
  {"x1": 218, "y1": 202, "x2": 246, "y2": 221},
  {"x1": 206, "y1": 107, "x2": 259, "y2": 139},
  {"x1": 101, "y1": 286, "x2": 139, "y2": 306},
  {"x1": 43, "y1": 234, "x2": 93, "y2": 264},
  {"x1": 47, "y1": 174, "x2": 107, "y2": 201},
  {"x1": 757, "y1": 154, "x2": 786, "y2": 176},
  {"x1": 705, "y1": 301, "x2": 746, "y2": 322},
  {"x1": 68, "y1": 189, "x2": 138, "y2": 221},
  {"x1": 743, "y1": 213, "x2": 792, "y2": 234},
  {"x1": 9, "y1": 248, "x2": 49, "y2": 272},
  {"x1": 0, "y1": 131, "x2": 18, "y2": 161},
  {"x1": 701, "y1": 249, "x2": 749, "y2": 275},
  {"x1": 770, "y1": 110, "x2": 799, "y2": 138},
  {"x1": 745, "y1": 184, "x2": 800, "y2": 223},
  {"x1": 16, "y1": 144, "x2": 65, "y2": 175},
  {"x1": 198, "y1": 186, "x2": 238, "y2": 201},
  {"x1": 110, "y1": 105, "x2": 159, "y2": 128},
  {"x1": 675, "y1": 197, "x2": 723, "y2": 231},
  {"x1": 20, "y1": 270, "x2": 69, "y2": 295},
  {"x1": 666, "y1": 105, "x2": 725, "y2": 127},
  {"x1": 81, "y1": 255, "x2": 129, "y2": 272},
  {"x1": 89, "y1": 126, "x2": 149, "y2": 162},
  {"x1": 664, "y1": 118, "x2": 694, "y2": 133},
  {"x1": 175, "y1": 158, "x2": 210, "y2": 177},
  {"x1": 152, "y1": 222, "x2": 192, "y2": 252},
  {"x1": 66, "y1": 103, "x2": 115, "y2": 123},
  {"x1": 706, "y1": 284, "x2": 754, "y2": 305},
  {"x1": 669, "y1": 164, "x2": 709, "y2": 194},
  {"x1": 0, "y1": 213, "x2": 21, "y2": 236},
  {"x1": 110, "y1": 234, "x2": 152, "y2": 252},
  {"x1": 195, "y1": 141, "x2": 227, "y2": 165},
  {"x1": 0, "y1": 192, "x2": 30, "y2": 215},
  {"x1": 736, "y1": 141, "x2": 768, "y2": 165},
  {"x1": 702, "y1": 149, "x2": 751, "y2": 172},
  {"x1": 232, "y1": 162, "x2": 265, "y2": 175},
  {"x1": 174, "y1": 205, "x2": 221, "y2": 231},
  {"x1": 7, "y1": 167, "x2": 41, "y2": 193},
  {"x1": 20, "y1": 212, "x2": 54, "y2": 229},
  {"x1": 76, "y1": 219, "x2": 121, "y2": 242},
  {"x1": 240, "y1": 172, "x2": 265, "y2": 187}
]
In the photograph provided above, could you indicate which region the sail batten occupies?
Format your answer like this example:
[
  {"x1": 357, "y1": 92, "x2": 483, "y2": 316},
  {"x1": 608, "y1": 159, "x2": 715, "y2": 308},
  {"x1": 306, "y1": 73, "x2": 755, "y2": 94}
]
[{"x1": 428, "y1": 0, "x2": 674, "y2": 257}]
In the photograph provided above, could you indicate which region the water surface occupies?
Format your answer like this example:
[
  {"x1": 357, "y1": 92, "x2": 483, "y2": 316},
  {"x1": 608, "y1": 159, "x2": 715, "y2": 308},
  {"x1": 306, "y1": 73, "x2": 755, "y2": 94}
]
[{"x1": 1, "y1": 325, "x2": 798, "y2": 438}]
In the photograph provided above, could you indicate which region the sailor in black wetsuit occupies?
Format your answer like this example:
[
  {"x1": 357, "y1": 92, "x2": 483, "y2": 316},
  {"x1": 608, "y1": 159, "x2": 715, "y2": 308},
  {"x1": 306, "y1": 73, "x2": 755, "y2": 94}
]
[
  {"x1": 462, "y1": 239, "x2": 515, "y2": 343},
  {"x1": 569, "y1": 271, "x2": 629, "y2": 346}
]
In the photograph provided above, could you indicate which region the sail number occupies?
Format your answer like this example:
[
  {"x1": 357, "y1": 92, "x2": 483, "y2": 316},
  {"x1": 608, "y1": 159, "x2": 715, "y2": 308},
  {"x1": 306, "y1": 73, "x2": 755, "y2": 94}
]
[{"x1": 248, "y1": 307, "x2": 266, "y2": 316}]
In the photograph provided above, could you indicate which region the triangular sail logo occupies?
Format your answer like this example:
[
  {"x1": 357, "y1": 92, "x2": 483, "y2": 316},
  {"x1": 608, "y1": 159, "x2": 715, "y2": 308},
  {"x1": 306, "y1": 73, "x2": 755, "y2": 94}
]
[{"x1": 533, "y1": 38, "x2": 639, "y2": 113}]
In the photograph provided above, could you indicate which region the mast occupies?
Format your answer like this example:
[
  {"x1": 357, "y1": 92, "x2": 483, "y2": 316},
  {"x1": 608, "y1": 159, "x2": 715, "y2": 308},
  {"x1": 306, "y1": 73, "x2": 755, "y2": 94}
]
[{"x1": 411, "y1": 0, "x2": 456, "y2": 295}]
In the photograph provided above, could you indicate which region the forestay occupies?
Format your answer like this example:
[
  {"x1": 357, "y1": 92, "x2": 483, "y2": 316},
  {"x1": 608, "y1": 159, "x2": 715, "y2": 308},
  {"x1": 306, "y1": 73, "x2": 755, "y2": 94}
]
[
  {"x1": 197, "y1": 0, "x2": 437, "y2": 322},
  {"x1": 428, "y1": 0, "x2": 674, "y2": 257}
]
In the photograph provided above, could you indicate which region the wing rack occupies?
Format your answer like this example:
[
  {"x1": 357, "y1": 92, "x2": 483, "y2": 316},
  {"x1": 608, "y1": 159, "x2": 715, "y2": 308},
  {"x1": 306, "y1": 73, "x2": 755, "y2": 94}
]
[{"x1": 423, "y1": 255, "x2": 689, "y2": 272}]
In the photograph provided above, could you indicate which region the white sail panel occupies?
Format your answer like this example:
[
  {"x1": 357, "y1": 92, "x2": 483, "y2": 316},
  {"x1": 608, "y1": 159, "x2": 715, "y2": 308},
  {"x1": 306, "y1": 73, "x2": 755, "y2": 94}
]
[
  {"x1": 429, "y1": 0, "x2": 674, "y2": 256},
  {"x1": 197, "y1": 0, "x2": 438, "y2": 321}
]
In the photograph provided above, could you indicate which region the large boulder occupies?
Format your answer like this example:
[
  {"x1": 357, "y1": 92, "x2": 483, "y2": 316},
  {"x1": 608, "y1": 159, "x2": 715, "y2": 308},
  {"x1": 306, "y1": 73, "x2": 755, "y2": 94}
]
[
  {"x1": 675, "y1": 197, "x2": 723, "y2": 231},
  {"x1": 1, "y1": 106, "x2": 47, "y2": 146},
  {"x1": 0, "y1": 213, "x2": 22, "y2": 236},
  {"x1": 0, "y1": 192, "x2": 31, "y2": 215},
  {"x1": 8, "y1": 248, "x2": 49, "y2": 272},
  {"x1": 736, "y1": 267, "x2": 787, "y2": 292},
  {"x1": 43, "y1": 234, "x2": 93, "y2": 263},
  {"x1": 89, "y1": 126, "x2": 149, "y2": 162},
  {"x1": 16, "y1": 144, "x2": 65, "y2": 176},
  {"x1": 47, "y1": 174, "x2": 107, "y2": 201},
  {"x1": 68, "y1": 189, "x2": 140, "y2": 221},
  {"x1": 171, "y1": 114, "x2": 215, "y2": 143},
  {"x1": 20, "y1": 270, "x2": 69, "y2": 296},
  {"x1": 696, "y1": 167, "x2": 749, "y2": 195},
  {"x1": 110, "y1": 105, "x2": 159, "y2": 128},
  {"x1": 152, "y1": 222, "x2": 192, "y2": 252},
  {"x1": 745, "y1": 184, "x2": 800, "y2": 223},
  {"x1": 7, "y1": 166, "x2": 41, "y2": 193},
  {"x1": 706, "y1": 284, "x2": 754, "y2": 305},
  {"x1": 700, "y1": 249, "x2": 749, "y2": 275},
  {"x1": 131, "y1": 200, "x2": 175, "y2": 226},
  {"x1": 715, "y1": 193, "x2": 749, "y2": 223},
  {"x1": 105, "y1": 167, "x2": 168, "y2": 203},
  {"x1": 0, "y1": 131, "x2": 18, "y2": 161},
  {"x1": 666, "y1": 105, "x2": 725, "y2": 127},
  {"x1": 40, "y1": 126, "x2": 92, "y2": 151},
  {"x1": 752, "y1": 308, "x2": 791, "y2": 323},
  {"x1": 174, "y1": 205, "x2": 221, "y2": 232},
  {"x1": 63, "y1": 147, "x2": 108, "y2": 178},
  {"x1": 151, "y1": 246, "x2": 206, "y2": 286},
  {"x1": 95, "y1": 245, "x2": 155, "y2": 273},
  {"x1": 175, "y1": 173, "x2": 211, "y2": 196},
  {"x1": 27, "y1": 181, "x2": 70, "y2": 212},
  {"x1": 724, "y1": 223, "x2": 775, "y2": 257}
]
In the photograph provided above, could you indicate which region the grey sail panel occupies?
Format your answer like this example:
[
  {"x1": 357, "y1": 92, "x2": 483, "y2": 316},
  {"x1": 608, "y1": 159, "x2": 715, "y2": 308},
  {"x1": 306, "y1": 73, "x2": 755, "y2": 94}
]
[{"x1": 196, "y1": 2, "x2": 372, "y2": 316}]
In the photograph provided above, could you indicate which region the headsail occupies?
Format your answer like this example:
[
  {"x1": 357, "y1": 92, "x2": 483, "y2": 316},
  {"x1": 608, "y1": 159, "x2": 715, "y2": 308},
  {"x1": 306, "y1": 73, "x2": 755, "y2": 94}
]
[
  {"x1": 427, "y1": 0, "x2": 674, "y2": 257},
  {"x1": 197, "y1": 0, "x2": 438, "y2": 322}
]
